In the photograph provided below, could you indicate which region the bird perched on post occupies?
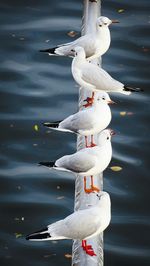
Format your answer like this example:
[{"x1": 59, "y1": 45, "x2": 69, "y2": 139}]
[
  {"x1": 71, "y1": 46, "x2": 143, "y2": 107},
  {"x1": 26, "y1": 191, "x2": 111, "y2": 257},
  {"x1": 38, "y1": 129, "x2": 113, "y2": 193},
  {"x1": 43, "y1": 91, "x2": 114, "y2": 148},
  {"x1": 39, "y1": 16, "x2": 119, "y2": 60}
]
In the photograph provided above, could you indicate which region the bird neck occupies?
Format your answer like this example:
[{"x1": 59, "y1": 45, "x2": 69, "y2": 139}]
[
  {"x1": 94, "y1": 101, "x2": 108, "y2": 109},
  {"x1": 72, "y1": 54, "x2": 86, "y2": 67},
  {"x1": 98, "y1": 140, "x2": 112, "y2": 151},
  {"x1": 96, "y1": 26, "x2": 110, "y2": 42}
]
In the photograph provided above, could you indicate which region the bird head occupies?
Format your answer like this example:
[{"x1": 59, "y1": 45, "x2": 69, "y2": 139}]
[
  {"x1": 70, "y1": 46, "x2": 86, "y2": 58},
  {"x1": 97, "y1": 129, "x2": 115, "y2": 146},
  {"x1": 97, "y1": 16, "x2": 119, "y2": 28},
  {"x1": 95, "y1": 91, "x2": 115, "y2": 105},
  {"x1": 96, "y1": 191, "x2": 111, "y2": 206}
]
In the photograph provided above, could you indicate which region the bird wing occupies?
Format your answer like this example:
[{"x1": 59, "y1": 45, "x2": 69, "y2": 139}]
[
  {"x1": 57, "y1": 34, "x2": 96, "y2": 58},
  {"x1": 81, "y1": 64, "x2": 123, "y2": 91},
  {"x1": 60, "y1": 110, "x2": 95, "y2": 132},
  {"x1": 48, "y1": 206, "x2": 101, "y2": 240},
  {"x1": 56, "y1": 150, "x2": 96, "y2": 173},
  {"x1": 82, "y1": 64, "x2": 111, "y2": 89}
]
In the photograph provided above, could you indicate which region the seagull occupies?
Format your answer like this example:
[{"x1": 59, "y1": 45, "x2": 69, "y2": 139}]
[
  {"x1": 71, "y1": 46, "x2": 143, "y2": 107},
  {"x1": 26, "y1": 191, "x2": 111, "y2": 256},
  {"x1": 43, "y1": 91, "x2": 114, "y2": 147},
  {"x1": 38, "y1": 129, "x2": 113, "y2": 193},
  {"x1": 39, "y1": 16, "x2": 119, "y2": 60}
]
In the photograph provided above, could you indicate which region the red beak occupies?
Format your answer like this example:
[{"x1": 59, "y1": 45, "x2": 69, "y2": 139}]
[
  {"x1": 111, "y1": 19, "x2": 119, "y2": 24},
  {"x1": 109, "y1": 129, "x2": 116, "y2": 136},
  {"x1": 108, "y1": 100, "x2": 116, "y2": 105}
]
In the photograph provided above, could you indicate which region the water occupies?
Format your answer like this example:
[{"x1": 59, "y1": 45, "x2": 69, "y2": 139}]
[{"x1": 0, "y1": 0, "x2": 150, "y2": 265}]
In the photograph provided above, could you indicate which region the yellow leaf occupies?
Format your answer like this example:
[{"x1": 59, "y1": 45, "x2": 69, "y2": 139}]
[
  {"x1": 120, "y1": 111, "x2": 126, "y2": 116},
  {"x1": 110, "y1": 166, "x2": 122, "y2": 172},
  {"x1": 118, "y1": 9, "x2": 124, "y2": 13},
  {"x1": 65, "y1": 254, "x2": 72, "y2": 259},
  {"x1": 34, "y1": 125, "x2": 39, "y2": 131},
  {"x1": 15, "y1": 233, "x2": 22, "y2": 238}
]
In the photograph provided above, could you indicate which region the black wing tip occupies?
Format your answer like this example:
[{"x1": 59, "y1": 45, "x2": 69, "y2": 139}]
[
  {"x1": 42, "y1": 122, "x2": 60, "y2": 128},
  {"x1": 124, "y1": 86, "x2": 144, "y2": 92},
  {"x1": 38, "y1": 161, "x2": 55, "y2": 167},
  {"x1": 39, "y1": 47, "x2": 57, "y2": 54},
  {"x1": 26, "y1": 227, "x2": 49, "y2": 241},
  {"x1": 39, "y1": 49, "x2": 50, "y2": 53},
  {"x1": 26, "y1": 233, "x2": 51, "y2": 241}
]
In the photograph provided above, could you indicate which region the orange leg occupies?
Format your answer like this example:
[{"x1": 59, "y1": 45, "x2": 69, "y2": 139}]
[
  {"x1": 82, "y1": 240, "x2": 96, "y2": 256},
  {"x1": 90, "y1": 176, "x2": 100, "y2": 193},
  {"x1": 84, "y1": 176, "x2": 100, "y2": 194},
  {"x1": 85, "y1": 135, "x2": 97, "y2": 148},
  {"x1": 84, "y1": 176, "x2": 93, "y2": 193},
  {"x1": 90, "y1": 135, "x2": 97, "y2": 147},
  {"x1": 83, "y1": 92, "x2": 95, "y2": 108}
]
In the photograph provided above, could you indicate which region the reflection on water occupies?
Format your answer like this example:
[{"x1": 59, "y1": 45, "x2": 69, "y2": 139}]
[{"x1": 0, "y1": 0, "x2": 150, "y2": 265}]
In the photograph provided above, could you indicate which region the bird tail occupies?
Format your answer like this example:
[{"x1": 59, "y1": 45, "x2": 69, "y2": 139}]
[
  {"x1": 38, "y1": 161, "x2": 55, "y2": 168},
  {"x1": 26, "y1": 220, "x2": 67, "y2": 241},
  {"x1": 39, "y1": 47, "x2": 58, "y2": 55},
  {"x1": 124, "y1": 86, "x2": 143, "y2": 93},
  {"x1": 26, "y1": 227, "x2": 51, "y2": 241},
  {"x1": 43, "y1": 121, "x2": 61, "y2": 129}
]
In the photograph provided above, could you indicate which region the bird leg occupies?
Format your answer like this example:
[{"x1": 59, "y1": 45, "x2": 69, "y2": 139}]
[
  {"x1": 84, "y1": 176, "x2": 100, "y2": 194},
  {"x1": 85, "y1": 136, "x2": 88, "y2": 148},
  {"x1": 85, "y1": 135, "x2": 97, "y2": 148},
  {"x1": 90, "y1": 135, "x2": 97, "y2": 147},
  {"x1": 90, "y1": 176, "x2": 100, "y2": 193},
  {"x1": 84, "y1": 176, "x2": 93, "y2": 193},
  {"x1": 82, "y1": 240, "x2": 96, "y2": 256},
  {"x1": 83, "y1": 92, "x2": 95, "y2": 108}
]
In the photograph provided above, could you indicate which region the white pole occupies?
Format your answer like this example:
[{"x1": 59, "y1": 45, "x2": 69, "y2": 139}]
[{"x1": 72, "y1": 1, "x2": 103, "y2": 266}]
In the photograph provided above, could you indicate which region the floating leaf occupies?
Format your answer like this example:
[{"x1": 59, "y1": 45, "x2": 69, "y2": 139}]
[
  {"x1": 33, "y1": 143, "x2": 38, "y2": 146},
  {"x1": 34, "y1": 124, "x2": 39, "y2": 131},
  {"x1": 118, "y1": 9, "x2": 125, "y2": 13},
  {"x1": 57, "y1": 196, "x2": 65, "y2": 200},
  {"x1": 14, "y1": 217, "x2": 20, "y2": 221},
  {"x1": 127, "y1": 112, "x2": 134, "y2": 116},
  {"x1": 65, "y1": 254, "x2": 72, "y2": 259},
  {"x1": 120, "y1": 111, "x2": 126, "y2": 116},
  {"x1": 110, "y1": 166, "x2": 122, "y2": 172},
  {"x1": 67, "y1": 31, "x2": 78, "y2": 37},
  {"x1": 142, "y1": 48, "x2": 149, "y2": 52},
  {"x1": 15, "y1": 233, "x2": 22, "y2": 238}
]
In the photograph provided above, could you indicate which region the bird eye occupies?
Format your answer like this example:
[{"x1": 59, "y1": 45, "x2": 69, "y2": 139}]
[
  {"x1": 71, "y1": 49, "x2": 75, "y2": 52},
  {"x1": 102, "y1": 97, "x2": 105, "y2": 100},
  {"x1": 104, "y1": 23, "x2": 107, "y2": 25},
  {"x1": 107, "y1": 137, "x2": 109, "y2": 140},
  {"x1": 99, "y1": 25, "x2": 102, "y2": 27}
]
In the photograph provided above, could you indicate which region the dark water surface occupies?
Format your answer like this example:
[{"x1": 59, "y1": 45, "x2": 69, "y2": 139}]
[{"x1": 0, "y1": 0, "x2": 150, "y2": 265}]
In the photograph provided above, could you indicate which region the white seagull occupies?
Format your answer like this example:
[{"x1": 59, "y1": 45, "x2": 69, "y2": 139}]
[
  {"x1": 43, "y1": 91, "x2": 114, "y2": 147},
  {"x1": 40, "y1": 16, "x2": 119, "y2": 60},
  {"x1": 39, "y1": 129, "x2": 113, "y2": 193},
  {"x1": 71, "y1": 46, "x2": 142, "y2": 107},
  {"x1": 26, "y1": 191, "x2": 111, "y2": 256}
]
